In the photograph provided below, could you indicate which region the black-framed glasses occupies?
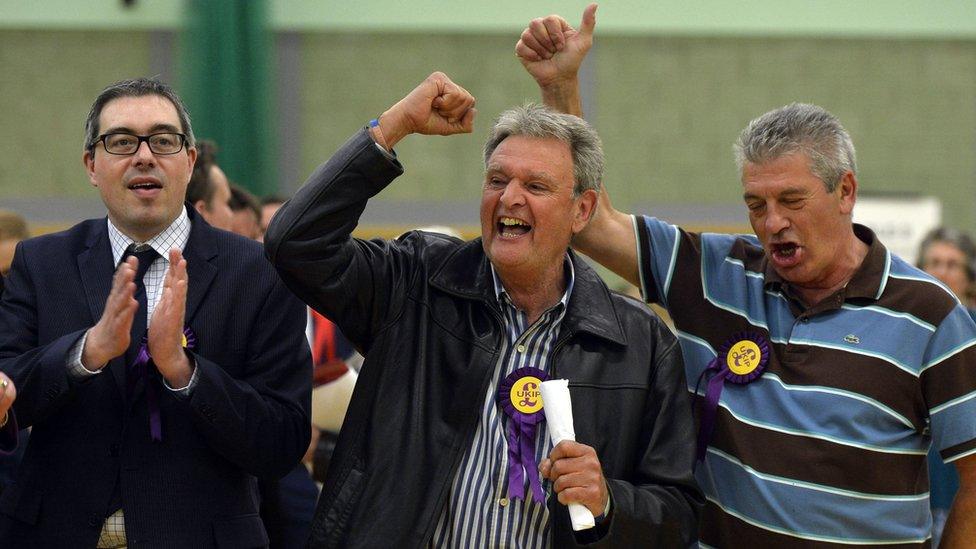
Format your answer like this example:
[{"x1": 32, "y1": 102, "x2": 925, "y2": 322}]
[{"x1": 93, "y1": 132, "x2": 187, "y2": 155}]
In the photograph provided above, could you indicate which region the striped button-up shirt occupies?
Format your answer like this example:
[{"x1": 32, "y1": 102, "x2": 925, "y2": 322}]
[{"x1": 429, "y1": 257, "x2": 574, "y2": 549}]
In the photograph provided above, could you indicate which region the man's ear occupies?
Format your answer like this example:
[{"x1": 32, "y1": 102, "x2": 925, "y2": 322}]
[
  {"x1": 837, "y1": 171, "x2": 858, "y2": 215},
  {"x1": 83, "y1": 150, "x2": 98, "y2": 188},
  {"x1": 185, "y1": 146, "x2": 197, "y2": 172},
  {"x1": 193, "y1": 199, "x2": 210, "y2": 216},
  {"x1": 572, "y1": 188, "x2": 599, "y2": 234}
]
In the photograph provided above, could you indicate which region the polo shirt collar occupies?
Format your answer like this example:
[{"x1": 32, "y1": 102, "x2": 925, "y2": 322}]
[{"x1": 762, "y1": 223, "x2": 888, "y2": 301}]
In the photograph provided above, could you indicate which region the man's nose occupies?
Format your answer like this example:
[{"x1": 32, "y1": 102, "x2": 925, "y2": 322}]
[
  {"x1": 765, "y1": 205, "x2": 789, "y2": 235},
  {"x1": 499, "y1": 181, "x2": 525, "y2": 208},
  {"x1": 132, "y1": 140, "x2": 156, "y2": 164},
  {"x1": 928, "y1": 261, "x2": 949, "y2": 278}
]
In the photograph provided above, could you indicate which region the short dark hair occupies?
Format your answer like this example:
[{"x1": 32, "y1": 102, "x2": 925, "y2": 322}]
[
  {"x1": 84, "y1": 77, "x2": 195, "y2": 155},
  {"x1": 260, "y1": 194, "x2": 287, "y2": 207},
  {"x1": 229, "y1": 183, "x2": 261, "y2": 219},
  {"x1": 187, "y1": 140, "x2": 220, "y2": 206},
  {"x1": 0, "y1": 209, "x2": 28, "y2": 241}
]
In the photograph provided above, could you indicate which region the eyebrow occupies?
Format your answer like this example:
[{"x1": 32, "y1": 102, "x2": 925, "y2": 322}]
[
  {"x1": 101, "y1": 123, "x2": 181, "y2": 135},
  {"x1": 485, "y1": 165, "x2": 557, "y2": 184},
  {"x1": 742, "y1": 187, "x2": 809, "y2": 201}
]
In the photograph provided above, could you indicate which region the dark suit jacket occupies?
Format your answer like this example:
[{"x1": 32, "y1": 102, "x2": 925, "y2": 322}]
[{"x1": 0, "y1": 208, "x2": 312, "y2": 548}]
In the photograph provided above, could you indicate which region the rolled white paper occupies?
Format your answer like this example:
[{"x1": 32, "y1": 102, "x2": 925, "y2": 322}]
[{"x1": 540, "y1": 379, "x2": 596, "y2": 531}]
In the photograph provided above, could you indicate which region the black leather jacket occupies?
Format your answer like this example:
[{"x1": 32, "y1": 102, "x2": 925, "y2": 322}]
[{"x1": 266, "y1": 130, "x2": 702, "y2": 548}]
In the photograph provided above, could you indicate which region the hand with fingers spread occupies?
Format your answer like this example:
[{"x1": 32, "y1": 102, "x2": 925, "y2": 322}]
[
  {"x1": 81, "y1": 256, "x2": 140, "y2": 369},
  {"x1": 516, "y1": 3, "x2": 597, "y2": 114},
  {"x1": 148, "y1": 248, "x2": 192, "y2": 388},
  {"x1": 540, "y1": 439, "x2": 610, "y2": 518},
  {"x1": 373, "y1": 72, "x2": 477, "y2": 150}
]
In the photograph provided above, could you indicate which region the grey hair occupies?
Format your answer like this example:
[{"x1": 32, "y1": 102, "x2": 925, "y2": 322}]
[
  {"x1": 483, "y1": 104, "x2": 603, "y2": 196},
  {"x1": 918, "y1": 226, "x2": 976, "y2": 283},
  {"x1": 733, "y1": 103, "x2": 856, "y2": 192},
  {"x1": 84, "y1": 77, "x2": 195, "y2": 154}
]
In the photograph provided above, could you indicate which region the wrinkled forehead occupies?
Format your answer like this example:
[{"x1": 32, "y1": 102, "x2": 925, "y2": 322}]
[
  {"x1": 487, "y1": 135, "x2": 574, "y2": 184},
  {"x1": 98, "y1": 94, "x2": 182, "y2": 134},
  {"x1": 740, "y1": 152, "x2": 820, "y2": 186}
]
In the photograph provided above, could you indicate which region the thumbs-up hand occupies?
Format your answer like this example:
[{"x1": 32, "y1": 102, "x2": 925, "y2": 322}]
[{"x1": 515, "y1": 3, "x2": 598, "y2": 88}]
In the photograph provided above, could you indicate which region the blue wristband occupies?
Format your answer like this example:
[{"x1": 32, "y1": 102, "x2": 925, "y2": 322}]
[{"x1": 369, "y1": 118, "x2": 380, "y2": 128}]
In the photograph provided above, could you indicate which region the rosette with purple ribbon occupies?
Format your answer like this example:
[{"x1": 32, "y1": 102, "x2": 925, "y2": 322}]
[
  {"x1": 695, "y1": 332, "x2": 769, "y2": 463},
  {"x1": 128, "y1": 325, "x2": 197, "y2": 441},
  {"x1": 497, "y1": 366, "x2": 548, "y2": 503}
]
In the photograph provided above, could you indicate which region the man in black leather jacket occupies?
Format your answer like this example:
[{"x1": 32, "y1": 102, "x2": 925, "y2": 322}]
[{"x1": 265, "y1": 72, "x2": 702, "y2": 548}]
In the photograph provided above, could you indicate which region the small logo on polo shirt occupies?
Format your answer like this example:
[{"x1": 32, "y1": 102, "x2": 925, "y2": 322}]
[{"x1": 844, "y1": 334, "x2": 860, "y2": 344}]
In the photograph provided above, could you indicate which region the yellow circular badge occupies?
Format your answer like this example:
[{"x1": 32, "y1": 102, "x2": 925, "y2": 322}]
[
  {"x1": 510, "y1": 376, "x2": 544, "y2": 414},
  {"x1": 726, "y1": 340, "x2": 762, "y2": 376}
]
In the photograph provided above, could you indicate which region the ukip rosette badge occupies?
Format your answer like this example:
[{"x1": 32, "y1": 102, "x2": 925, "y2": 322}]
[
  {"x1": 180, "y1": 325, "x2": 198, "y2": 351},
  {"x1": 695, "y1": 332, "x2": 769, "y2": 463},
  {"x1": 129, "y1": 325, "x2": 197, "y2": 442},
  {"x1": 719, "y1": 332, "x2": 768, "y2": 384},
  {"x1": 497, "y1": 367, "x2": 549, "y2": 503}
]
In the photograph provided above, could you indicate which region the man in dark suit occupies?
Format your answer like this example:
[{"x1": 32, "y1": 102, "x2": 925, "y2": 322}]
[{"x1": 0, "y1": 78, "x2": 312, "y2": 548}]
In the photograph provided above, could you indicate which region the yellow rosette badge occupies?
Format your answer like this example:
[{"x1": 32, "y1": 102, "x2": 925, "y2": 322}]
[
  {"x1": 497, "y1": 367, "x2": 549, "y2": 503},
  {"x1": 726, "y1": 339, "x2": 762, "y2": 376},
  {"x1": 510, "y1": 376, "x2": 544, "y2": 414}
]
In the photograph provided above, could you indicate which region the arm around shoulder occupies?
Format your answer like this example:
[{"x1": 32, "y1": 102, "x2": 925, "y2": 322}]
[{"x1": 572, "y1": 187, "x2": 641, "y2": 287}]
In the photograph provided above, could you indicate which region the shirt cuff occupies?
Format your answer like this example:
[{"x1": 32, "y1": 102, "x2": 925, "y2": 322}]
[
  {"x1": 365, "y1": 125, "x2": 398, "y2": 160},
  {"x1": 67, "y1": 330, "x2": 104, "y2": 380},
  {"x1": 161, "y1": 354, "x2": 199, "y2": 397}
]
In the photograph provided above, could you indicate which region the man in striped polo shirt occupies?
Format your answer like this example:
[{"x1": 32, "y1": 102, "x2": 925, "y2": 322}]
[
  {"x1": 267, "y1": 72, "x2": 703, "y2": 547},
  {"x1": 517, "y1": 6, "x2": 976, "y2": 548}
]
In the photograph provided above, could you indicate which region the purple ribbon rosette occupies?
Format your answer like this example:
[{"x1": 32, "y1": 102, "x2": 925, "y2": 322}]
[
  {"x1": 695, "y1": 332, "x2": 769, "y2": 463},
  {"x1": 129, "y1": 325, "x2": 197, "y2": 441},
  {"x1": 497, "y1": 366, "x2": 548, "y2": 503}
]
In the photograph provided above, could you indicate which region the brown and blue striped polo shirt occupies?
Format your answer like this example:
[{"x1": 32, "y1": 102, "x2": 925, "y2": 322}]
[{"x1": 635, "y1": 217, "x2": 976, "y2": 548}]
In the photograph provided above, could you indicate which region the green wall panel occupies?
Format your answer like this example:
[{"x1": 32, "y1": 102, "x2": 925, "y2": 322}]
[
  {"x1": 297, "y1": 32, "x2": 976, "y2": 229},
  {"x1": 0, "y1": 30, "x2": 152, "y2": 199},
  {"x1": 593, "y1": 36, "x2": 976, "y2": 229},
  {"x1": 2, "y1": 28, "x2": 975, "y2": 234},
  {"x1": 299, "y1": 32, "x2": 539, "y2": 206}
]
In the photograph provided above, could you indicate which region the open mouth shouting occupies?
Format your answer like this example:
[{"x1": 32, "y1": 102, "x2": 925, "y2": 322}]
[
  {"x1": 769, "y1": 241, "x2": 801, "y2": 267},
  {"x1": 498, "y1": 216, "x2": 531, "y2": 238}
]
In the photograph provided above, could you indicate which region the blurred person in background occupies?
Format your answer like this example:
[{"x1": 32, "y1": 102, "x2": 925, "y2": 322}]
[
  {"x1": 228, "y1": 183, "x2": 262, "y2": 240},
  {"x1": 229, "y1": 192, "x2": 326, "y2": 549},
  {"x1": 260, "y1": 195, "x2": 287, "y2": 241},
  {"x1": 261, "y1": 194, "x2": 362, "y2": 490},
  {"x1": 0, "y1": 210, "x2": 28, "y2": 281},
  {"x1": 917, "y1": 227, "x2": 976, "y2": 546},
  {"x1": 517, "y1": 5, "x2": 976, "y2": 547},
  {"x1": 0, "y1": 77, "x2": 311, "y2": 547},
  {"x1": 918, "y1": 227, "x2": 976, "y2": 313},
  {"x1": 187, "y1": 140, "x2": 235, "y2": 232}
]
